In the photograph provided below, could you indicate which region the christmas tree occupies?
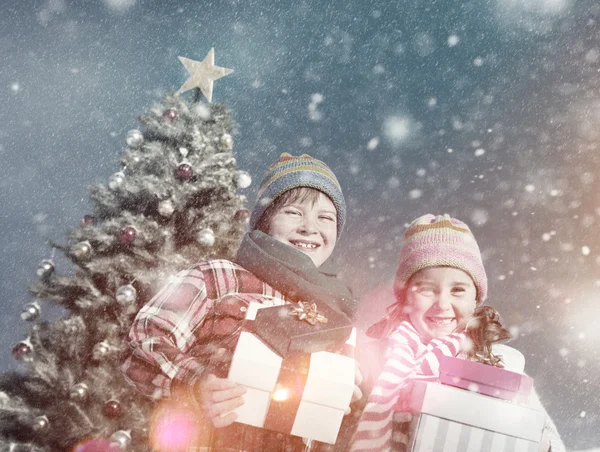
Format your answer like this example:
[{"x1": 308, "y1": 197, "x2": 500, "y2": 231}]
[{"x1": 0, "y1": 50, "x2": 250, "y2": 451}]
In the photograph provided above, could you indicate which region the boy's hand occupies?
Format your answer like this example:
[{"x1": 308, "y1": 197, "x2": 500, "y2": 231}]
[{"x1": 196, "y1": 373, "x2": 247, "y2": 428}]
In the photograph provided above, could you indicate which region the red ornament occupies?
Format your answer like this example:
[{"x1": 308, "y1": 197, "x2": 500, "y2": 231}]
[
  {"x1": 103, "y1": 399, "x2": 122, "y2": 418},
  {"x1": 81, "y1": 215, "x2": 96, "y2": 226},
  {"x1": 176, "y1": 163, "x2": 193, "y2": 180},
  {"x1": 119, "y1": 226, "x2": 137, "y2": 244},
  {"x1": 12, "y1": 341, "x2": 33, "y2": 361},
  {"x1": 162, "y1": 108, "x2": 178, "y2": 121},
  {"x1": 234, "y1": 209, "x2": 251, "y2": 223}
]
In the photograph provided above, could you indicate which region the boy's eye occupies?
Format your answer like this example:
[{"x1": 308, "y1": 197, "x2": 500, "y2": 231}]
[
  {"x1": 284, "y1": 209, "x2": 301, "y2": 216},
  {"x1": 319, "y1": 215, "x2": 335, "y2": 222}
]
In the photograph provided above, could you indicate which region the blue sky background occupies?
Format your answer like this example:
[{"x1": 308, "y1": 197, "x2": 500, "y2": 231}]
[{"x1": 1, "y1": 0, "x2": 600, "y2": 449}]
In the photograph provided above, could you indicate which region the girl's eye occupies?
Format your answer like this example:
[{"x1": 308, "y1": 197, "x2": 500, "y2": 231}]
[
  {"x1": 415, "y1": 286, "x2": 436, "y2": 296},
  {"x1": 451, "y1": 287, "x2": 466, "y2": 295},
  {"x1": 319, "y1": 215, "x2": 335, "y2": 222}
]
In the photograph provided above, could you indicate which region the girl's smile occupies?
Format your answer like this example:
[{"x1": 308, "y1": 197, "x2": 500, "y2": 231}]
[{"x1": 405, "y1": 266, "x2": 477, "y2": 341}]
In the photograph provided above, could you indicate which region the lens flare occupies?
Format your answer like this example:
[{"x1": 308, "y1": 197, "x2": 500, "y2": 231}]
[
  {"x1": 150, "y1": 405, "x2": 197, "y2": 452},
  {"x1": 272, "y1": 387, "x2": 289, "y2": 401}
]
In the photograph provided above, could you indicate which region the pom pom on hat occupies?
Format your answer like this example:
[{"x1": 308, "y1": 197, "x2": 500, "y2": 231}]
[
  {"x1": 394, "y1": 214, "x2": 488, "y2": 302},
  {"x1": 249, "y1": 153, "x2": 346, "y2": 238}
]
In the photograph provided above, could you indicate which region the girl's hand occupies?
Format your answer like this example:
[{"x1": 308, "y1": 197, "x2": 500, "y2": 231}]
[
  {"x1": 196, "y1": 373, "x2": 247, "y2": 428},
  {"x1": 538, "y1": 428, "x2": 551, "y2": 452}
]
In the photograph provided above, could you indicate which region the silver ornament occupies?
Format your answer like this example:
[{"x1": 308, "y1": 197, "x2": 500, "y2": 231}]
[
  {"x1": 110, "y1": 430, "x2": 132, "y2": 449},
  {"x1": 71, "y1": 241, "x2": 92, "y2": 260},
  {"x1": 220, "y1": 133, "x2": 233, "y2": 150},
  {"x1": 69, "y1": 383, "x2": 89, "y2": 401},
  {"x1": 92, "y1": 340, "x2": 110, "y2": 361},
  {"x1": 115, "y1": 284, "x2": 137, "y2": 305},
  {"x1": 235, "y1": 171, "x2": 252, "y2": 189},
  {"x1": 196, "y1": 228, "x2": 215, "y2": 247},
  {"x1": 125, "y1": 129, "x2": 144, "y2": 148},
  {"x1": 21, "y1": 301, "x2": 41, "y2": 322},
  {"x1": 158, "y1": 199, "x2": 175, "y2": 217},
  {"x1": 36, "y1": 259, "x2": 55, "y2": 279},
  {"x1": 108, "y1": 171, "x2": 125, "y2": 190},
  {"x1": 32, "y1": 415, "x2": 49, "y2": 431}
]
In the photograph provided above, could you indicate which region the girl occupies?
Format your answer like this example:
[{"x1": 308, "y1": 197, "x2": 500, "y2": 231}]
[
  {"x1": 351, "y1": 214, "x2": 564, "y2": 452},
  {"x1": 121, "y1": 153, "x2": 360, "y2": 451}
]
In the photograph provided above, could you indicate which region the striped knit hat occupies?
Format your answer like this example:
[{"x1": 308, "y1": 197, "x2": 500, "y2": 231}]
[
  {"x1": 250, "y1": 153, "x2": 346, "y2": 238},
  {"x1": 394, "y1": 214, "x2": 488, "y2": 302}
]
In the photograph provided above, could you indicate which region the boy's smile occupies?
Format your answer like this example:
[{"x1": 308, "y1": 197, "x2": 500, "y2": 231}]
[{"x1": 267, "y1": 192, "x2": 337, "y2": 268}]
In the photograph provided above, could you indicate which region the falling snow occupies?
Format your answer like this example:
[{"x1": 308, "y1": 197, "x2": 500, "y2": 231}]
[{"x1": 2, "y1": 0, "x2": 600, "y2": 449}]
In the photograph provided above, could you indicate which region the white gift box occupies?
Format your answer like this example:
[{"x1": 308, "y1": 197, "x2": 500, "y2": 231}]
[
  {"x1": 228, "y1": 302, "x2": 356, "y2": 444},
  {"x1": 396, "y1": 380, "x2": 545, "y2": 452}
]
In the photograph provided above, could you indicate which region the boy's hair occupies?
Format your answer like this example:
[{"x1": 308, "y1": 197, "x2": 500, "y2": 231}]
[
  {"x1": 249, "y1": 153, "x2": 346, "y2": 238},
  {"x1": 254, "y1": 187, "x2": 331, "y2": 235}
]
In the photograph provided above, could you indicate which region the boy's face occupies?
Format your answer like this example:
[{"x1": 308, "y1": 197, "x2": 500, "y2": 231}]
[
  {"x1": 267, "y1": 192, "x2": 337, "y2": 268},
  {"x1": 405, "y1": 266, "x2": 477, "y2": 341}
]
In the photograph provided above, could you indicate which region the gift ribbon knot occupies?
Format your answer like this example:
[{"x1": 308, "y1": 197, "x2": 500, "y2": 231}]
[
  {"x1": 289, "y1": 302, "x2": 328, "y2": 325},
  {"x1": 474, "y1": 351, "x2": 505, "y2": 367}
]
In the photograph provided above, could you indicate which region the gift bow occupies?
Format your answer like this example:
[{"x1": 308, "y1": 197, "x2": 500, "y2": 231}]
[
  {"x1": 474, "y1": 351, "x2": 505, "y2": 367},
  {"x1": 289, "y1": 302, "x2": 328, "y2": 325}
]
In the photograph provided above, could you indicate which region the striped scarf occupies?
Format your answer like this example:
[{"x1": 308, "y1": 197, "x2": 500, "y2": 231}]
[{"x1": 351, "y1": 321, "x2": 464, "y2": 451}]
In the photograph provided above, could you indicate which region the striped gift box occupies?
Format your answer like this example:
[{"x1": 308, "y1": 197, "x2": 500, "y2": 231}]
[
  {"x1": 394, "y1": 380, "x2": 545, "y2": 452},
  {"x1": 400, "y1": 414, "x2": 539, "y2": 452}
]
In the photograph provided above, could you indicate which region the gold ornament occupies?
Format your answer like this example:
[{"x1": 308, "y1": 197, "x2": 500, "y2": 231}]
[
  {"x1": 92, "y1": 340, "x2": 111, "y2": 361},
  {"x1": 176, "y1": 48, "x2": 233, "y2": 102},
  {"x1": 21, "y1": 301, "x2": 41, "y2": 321},
  {"x1": 70, "y1": 383, "x2": 89, "y2": 401},
  {"x1": 32, "y1": 415, "x2": 49, "y2": 431},
  {"x1": 110, "y1": 430, "x2": 132, "y2": 449},
  {"x1": 71, "y1": 241, "x2": 92, "y2": 260},
  {"x1": 289, "y1": 302, "x2": 328, "y2": 325}
]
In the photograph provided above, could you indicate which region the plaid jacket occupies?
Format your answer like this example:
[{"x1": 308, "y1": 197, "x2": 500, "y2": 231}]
[{"x1": 121, "y1": 259, "x2": 311, "y2": 451}]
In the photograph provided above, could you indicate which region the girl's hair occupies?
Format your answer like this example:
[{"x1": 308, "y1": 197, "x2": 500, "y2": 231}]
[
  {"x1": 462, "y1": 305, "x2": 512, "y2": 364},
  {"x1": 254, "y1": 187, "x2": 333, "y2": 234},
  {"x1": 365, "y1": 288, "x2": 408, "y2": 340}
]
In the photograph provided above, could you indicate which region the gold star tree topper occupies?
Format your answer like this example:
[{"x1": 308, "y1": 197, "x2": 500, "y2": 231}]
[{"x1": 176, "y1": 48, "x2": 233, "y2": 103}]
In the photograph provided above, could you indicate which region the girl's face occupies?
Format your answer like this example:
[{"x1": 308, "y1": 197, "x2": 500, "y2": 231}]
[
  {"x1": 405, "y1": 266, "x2": 477, "y2": 341},
  {"x1": 267, "y1": 192, "x2": 337, "y2": 268}
]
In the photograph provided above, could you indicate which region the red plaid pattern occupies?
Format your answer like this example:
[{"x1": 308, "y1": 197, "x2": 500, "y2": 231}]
[{"x1": 121, "y1": 259, "x2": 291, "y2": 403}]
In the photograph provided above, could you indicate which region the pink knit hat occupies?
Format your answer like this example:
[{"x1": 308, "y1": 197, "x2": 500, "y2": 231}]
[{"x1": 394, "y1": 214, "x2": 488, "y2": 303}]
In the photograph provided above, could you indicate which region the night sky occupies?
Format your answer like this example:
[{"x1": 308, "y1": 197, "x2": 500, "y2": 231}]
[{"x1": 1, "y1": 0, "x2": 600, "y2": 449}]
